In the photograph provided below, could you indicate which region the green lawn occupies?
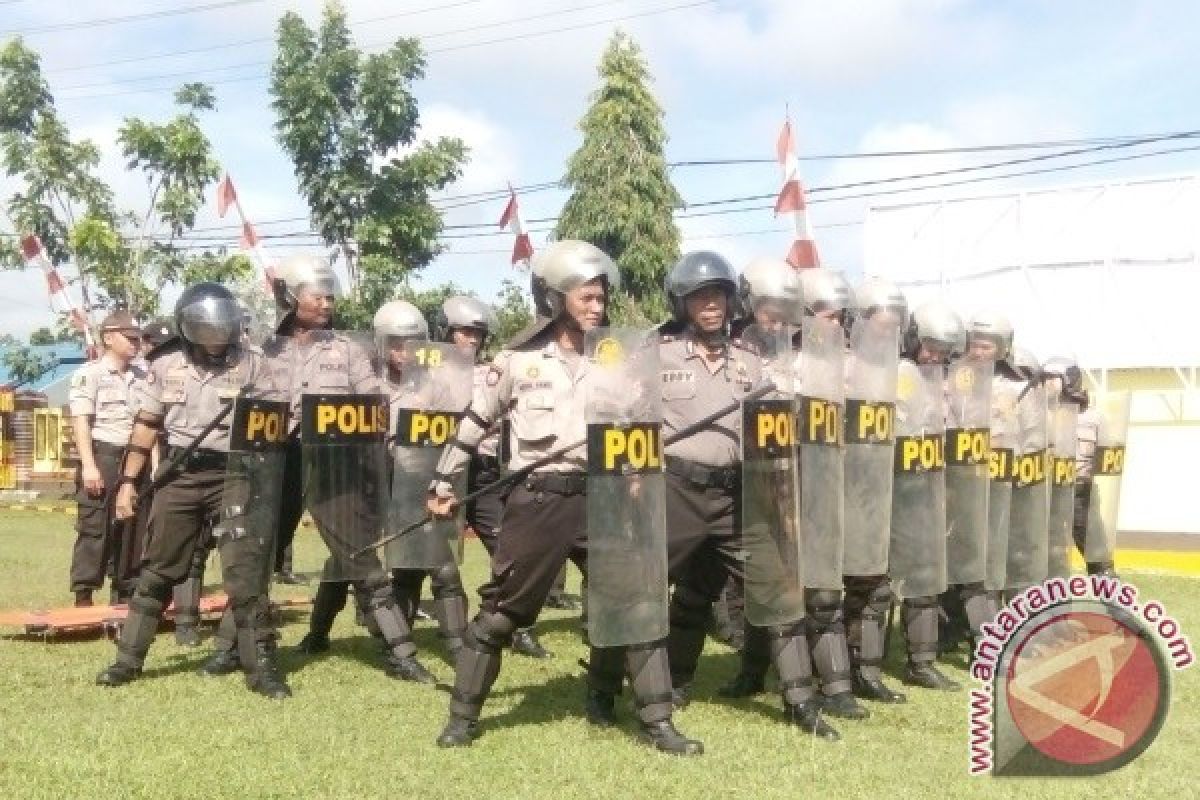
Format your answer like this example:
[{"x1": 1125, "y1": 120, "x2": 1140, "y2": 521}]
[{"x1": 0, "y1": 510, "x2": 1196, "y2": 799}]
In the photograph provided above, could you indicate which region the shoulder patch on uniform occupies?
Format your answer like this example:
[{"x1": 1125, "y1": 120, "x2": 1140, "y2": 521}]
[
  {"x1": 660, "y1": 334, "x2": 677, "y2": 343},
  {"x1": 70, "y1": 371, "x2": 88, "y2": 389},
  {"x1": 144, "y1": 371, "x2": 156, "y2": 385},
  {"x1": 486, "y1": 366, "x2": 502, "y2": 387}
]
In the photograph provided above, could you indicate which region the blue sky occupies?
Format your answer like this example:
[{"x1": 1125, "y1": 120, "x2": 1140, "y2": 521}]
[{"x1": 2, "y1": 0, "x2": 1199, "y2": 337}]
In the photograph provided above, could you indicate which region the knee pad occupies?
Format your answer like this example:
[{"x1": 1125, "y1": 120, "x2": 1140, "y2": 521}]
[
  {"x1": 136, "y1": 570, "x2": 174, "y2": 604},
  {"x1": 430, "y1": 563, "x2": 465, "y2": 598},
  {"x1": 471, "y1": 610, "x2": 518, "y2": 652},
  {"x1": 805, "y1": 588, "x2": 844, "y2": 634}
]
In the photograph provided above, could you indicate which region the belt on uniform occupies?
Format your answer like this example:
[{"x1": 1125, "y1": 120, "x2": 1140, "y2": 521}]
[
  {"x1": 165, "y1": 446, "x2": 227, "y2": 471},
  {"x1": 665, "y1": 455, "x2": 740, "y2": 491},
  {"x1": 523, "y1": 472, "x2": 588, "y2": 496}
]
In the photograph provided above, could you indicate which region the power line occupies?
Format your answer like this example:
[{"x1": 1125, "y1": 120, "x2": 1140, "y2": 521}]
[
  {"x1": 54, "y1": 0, "x2": 716, "y2": 100},
  {"x1": 54, "y1": 0, "x2": 633, "y2": 91},
  {"x1": 178, "y1": 130, "x2": 1200, "y2": 235},
  {"x1": 133, "y1": 141, "x2": 1200, "y2": 246},
  {"x1": 0, "y1": 0, "x2": 265, "y2": 37},
  {"x1": 43, "y1": 0, "x2": 492, "y2": 74}
]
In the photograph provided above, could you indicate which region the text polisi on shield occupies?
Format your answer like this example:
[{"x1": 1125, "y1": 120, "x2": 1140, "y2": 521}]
[
  {"x1": 229, "y1": 397, "x2": 290, "y2": 452},
  {"x1": 1013, "y1": 448, "x2": 1048, "y2": 488},
  {"x1": 742, "y1": 398, "x2": 795, "y2": 460},
  {"x1": 1053, "y1": 455, "x2": 1077, "y2": 485},
  {"x1": 586, "y1": 422, "x2": 663, "y2": 475},
  {"x1": 989, "y1": 447, "x2": 1013, "y2": 482},
  {"x1": 1094, "y1": 445, "x2": 1126, "y2": 476},
  {"x1": 798, "y1": 397, "x2": 843, "y2": 447},
  {"x1": 301, "y1": 394, "x2": 389, "y2": 443},
  {"x1": 393, "y1": 409, "x2": 462, "y2": 447},
  {"x1": 844, "y1": 399, "x2": 895, "y2": 445},
  {"x1": 895, "y1": 433, "x2": 945, "y2": 473},
  {"x1": 946, "y1": 427, "x2": 989, "y2": 467}
]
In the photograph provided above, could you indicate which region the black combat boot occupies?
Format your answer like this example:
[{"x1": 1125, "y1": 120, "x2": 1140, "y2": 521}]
[
  {"x1": 718, "y1": 669, "x2": 765, "y2": 698},
  {"x1": 822, "y1": 690, "x2": 870, "y2": 720},
  {"x1": 75, "y1": 590, "x2": 94, "y2": 608},
  {"x1": 244, "y1": 640, "x2": 291, "y2": 699},
  {"x1": 385, "y1": 654, "x2": 436, "y2": 684},
  {"x1": 511, "y1": 627, "x2": 550, "y2": 658},
  {"x1": 719, "y1": 623, "x2": 770, "y2": 697},
  {"x1": 96, "y1": 663, "x2": 141, "y2": 687},
  {"x1": 198, "y1": 647, "x2": 240, "y2": 676},
  {"x1": 436, "y1": 716, "x2": 480, "y2": 747},
  {"x1": 175, "y1": 626, "x2": 201, "y2": 647},
  {"x1": 903, "y1": 661, "x2": 961, "y2": 691},
  {"x1": 852, "y1": 670, "x2": 907, "y2": 704},
  {"x1": 639, "y1": 720, "x2": 704, "y2": 755},
  {"x1": 784, "y1": 698, "x2": 841, "y2": 741},
  {"x1": 585, "y1": 688, "x2": 618, "y2": 727}
]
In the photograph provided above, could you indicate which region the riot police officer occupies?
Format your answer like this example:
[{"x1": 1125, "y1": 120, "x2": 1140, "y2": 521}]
[
  {"x1": 890, "y1": 301, "x2": 963, "y2": 691},
  {"x1": 96, "y1": 284, "x2": 288, "y2": 698},
  {"x1": 201, "y1": 254, "x2": 433, "y2": 684},
  {"x1": 841, "y1": 277, "x2": 910, "y2": 703},
  {"x1": 660, "y1": 252, "x2": 836, "y2": 738},
  {"x1": 427, "y1": 241, "x2": 702, "y2": 754}
]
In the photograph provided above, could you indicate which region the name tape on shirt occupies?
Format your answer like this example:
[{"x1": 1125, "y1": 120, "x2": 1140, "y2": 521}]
[
  {"x1": 230, "y1": 398, "x2": 289, "y2": 452},
  {"x1": 743, "y1": 398, "x2": 795, "y2": 459},
  {"x1": 945, "y1": 427, "x2": 990, "y2": 467},
  {"x1": 1094, "y1": 445, "x2": 1125, "y2": 476},
  {"x1": 393, "y1": 409, "x2": 463, "y2": 447},
  {"x1": 586, "y1": 422, "x2": 663, "y2": 476},
  {"x1": 797, "y1": 397, "x2": 842, "y2": 447},
  {"x1": 301, "y1": 394, "x2": 389, "y2": 443},
  {"x1": 844, "y1": 399, "x2": 894, "y2": 445},
  {"x1": 895, "y1": 433, "x2": 945, "y2": 474},
  {"x1": 1013, "y1": 448, "x2": 1048, "y2": 488}
]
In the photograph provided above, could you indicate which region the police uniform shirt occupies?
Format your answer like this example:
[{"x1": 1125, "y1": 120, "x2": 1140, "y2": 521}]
[
  {"x1": 68, "y1": 355, "x2": 147, "y2": 446},
  {"x1": 133, "y1": 349, "x2": 272, "y2": 452},
  {"x1": 659, "y1": 333, "x2": 760, "y2": 468},
  {"x1": 262, "y1": 331, "x2": 381, "y2": 433},
  {"x1": 435, "y1": 338, "x2": 589, "y2": 482}
]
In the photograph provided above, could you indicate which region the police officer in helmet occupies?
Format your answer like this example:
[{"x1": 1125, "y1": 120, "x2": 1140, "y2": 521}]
[
  {"x1": 97, "y1": 283, "x2": 289, "y2": 698},
  {"x1": 428, "y1": 241, "x2": 702, "y2": 753}
]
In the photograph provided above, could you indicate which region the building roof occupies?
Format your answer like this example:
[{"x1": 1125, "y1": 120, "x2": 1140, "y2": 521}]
[{"x1": 0, "y1": 343, "x2": 88, "y2": 396}]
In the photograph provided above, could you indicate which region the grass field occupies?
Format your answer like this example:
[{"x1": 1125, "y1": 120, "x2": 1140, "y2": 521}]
[{"x1": 1, "y1": 510, "x2": 1196, "y2": 799}]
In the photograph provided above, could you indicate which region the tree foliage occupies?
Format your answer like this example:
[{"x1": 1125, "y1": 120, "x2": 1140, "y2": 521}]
[
  {"x1": 1, "y1": 346, "x2": 53, "y2": 388},
  {"x1": 270, "y1": 1, "x2": 468, "y2": 326},
  {"x1": 28, "y1": 327, "x2": 74, "y2": 346},
  {"x1": 0, "y1": 38, "x2": 248, "y2": 322},
  {"x1": 554, "y1": 31, "x2": 682, "y2": 325}
]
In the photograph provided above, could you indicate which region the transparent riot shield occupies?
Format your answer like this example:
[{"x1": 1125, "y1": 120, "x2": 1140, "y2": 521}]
[
  {"x1": 985, "y1": 380, "x2": 1020, "y2": 592},
  {"x1": 797, "y1": 315, "x2": 846, "y2": 591},
  {"x1": 888, "y1": 362, "x2": 948, "y2": 599},
  {"x1": 1006, "y1": 383, "x2": 1050, "y2": 590},
  {"x1": 218, "y1": 390, "x2": 289, "y2": 598},
  {"x1": 740, "y1": 325, "x2": 804, "y2": 628},
  {"x1": 1084, "y1": 392, "x2": 1131, "y2": 565},
  {"x1": 1046, "y1": 398, "x2": 1080, "y2": 578},
  {"x1": 843, "y1": 316, "x2": 899, "y2": 578},
  {"x1": 297, "y1": 331, "x2": 390, "y2": 582},
  {"x1": 584, "y1": 327, "x2": 668, "y2": 647},
  {"x1": 384, "y1": 341, "x2": 473, "y2": 570},
  {"x1": 944, "y1": 359, "x2": 993, "y2": 585}
]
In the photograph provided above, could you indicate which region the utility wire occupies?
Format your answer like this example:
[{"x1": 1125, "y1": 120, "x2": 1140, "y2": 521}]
[{"x1": 0, "y1": 0, "x2": 266, "y2": 37}]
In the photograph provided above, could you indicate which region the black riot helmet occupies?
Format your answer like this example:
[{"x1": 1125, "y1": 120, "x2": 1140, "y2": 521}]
[
  {"x1": 175, "y1": 282, "x2": 243, "y2": 367},
  {"x1": 665, "y1": 251, "x2": 741, "y2": 324}
]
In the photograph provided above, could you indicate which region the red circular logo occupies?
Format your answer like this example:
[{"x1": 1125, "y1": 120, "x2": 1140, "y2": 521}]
[{"x1": 1005, "y1": 609, "x2": 1167, "y2": 769}]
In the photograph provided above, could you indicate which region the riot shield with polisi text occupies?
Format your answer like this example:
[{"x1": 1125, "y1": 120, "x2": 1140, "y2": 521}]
[
  {"x1": 1084, "y1": 392, "x2": 1130, "y2": 565},
  {"x1": 944, "y1": 358, "x2": 993, "y2": 586},
  {"x1": 985, "y1": 379, "x2": 1020, "y2": 592},
  {"x1": 1046, "y1": 397, "x2": 1079, "y2": 578},
  {"x1": 1006, "y1": 382, "x2": 1050, "y2": 590}
]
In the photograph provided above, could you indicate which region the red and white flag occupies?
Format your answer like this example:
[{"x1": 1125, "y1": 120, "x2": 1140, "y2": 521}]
[
  {"x1": 216, "y1": 173, "x2": 238, "y2": 219},
  {"x1": 497, "y1": 185, "x2": 534, "y2": 266},
  {"x1": 19, "y1": 234, "x2": 97, "y2": 357},
  {"x1": 774, "y1": 117, "x2": 820, "y2": 269}
]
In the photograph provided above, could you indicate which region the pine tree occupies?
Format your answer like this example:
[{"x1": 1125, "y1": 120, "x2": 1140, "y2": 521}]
[{"x1": 554, "y1": 31, "x2": 681, "y2": 325}]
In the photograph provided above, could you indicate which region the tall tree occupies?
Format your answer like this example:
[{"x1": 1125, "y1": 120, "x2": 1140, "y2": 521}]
[
  {"x1": 1, "y1": 40, "x2": 249, "y2": 319},
  {"x1": 554, "y1": 30, "x2": 682, "y2": 325},
  {"x1": 116, "y1": 82, "x2": 252, "y2": 313},
  {"x1": 270, "y1": 1, "x2": 468, "y2": 328}
]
